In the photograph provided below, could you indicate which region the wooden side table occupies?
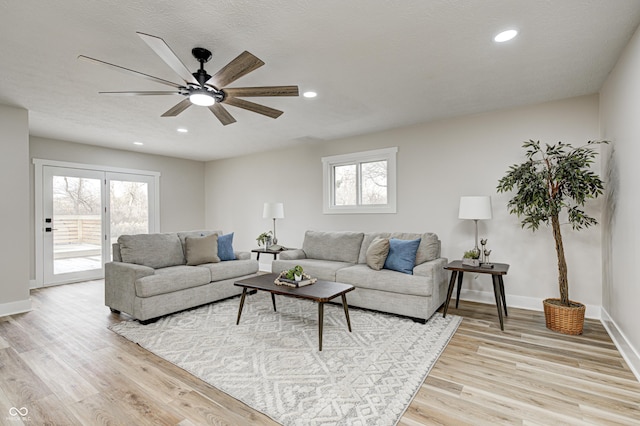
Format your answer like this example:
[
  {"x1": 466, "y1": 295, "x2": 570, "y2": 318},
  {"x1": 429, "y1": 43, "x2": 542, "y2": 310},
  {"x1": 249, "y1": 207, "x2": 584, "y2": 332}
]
[
  {"x1": 251, "y1": 248, "x2": 289, "y2": 261},
  {"x1": 442, "y1": 260, "x2": 510, "y2": 330}
]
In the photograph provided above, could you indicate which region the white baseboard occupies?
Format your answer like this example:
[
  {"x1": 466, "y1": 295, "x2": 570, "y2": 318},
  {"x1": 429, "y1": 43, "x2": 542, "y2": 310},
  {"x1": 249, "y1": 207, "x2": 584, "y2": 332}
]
[
  {"x1": 259, "y1": 261, "x2": 273, "y2": 273},
  {"x1": 0, "y1": 298, "x2": 32, "y2": 317},
  {"x1": 457, "y1": 289, "x2": 601, "y2": 319},
  {"x1": 600, "y1": 308, "x2": 640, "y2": 382}
]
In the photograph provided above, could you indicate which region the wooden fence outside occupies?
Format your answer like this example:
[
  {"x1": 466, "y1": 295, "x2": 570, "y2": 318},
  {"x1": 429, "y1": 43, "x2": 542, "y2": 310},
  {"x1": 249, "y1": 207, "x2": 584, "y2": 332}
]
[{"x1": 53, "y1": 215, "x2": 102, "y2": 246}]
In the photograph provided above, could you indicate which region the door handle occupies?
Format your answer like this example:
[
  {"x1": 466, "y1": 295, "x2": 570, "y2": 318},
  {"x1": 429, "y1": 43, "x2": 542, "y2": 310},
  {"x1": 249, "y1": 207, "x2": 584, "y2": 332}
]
[{"x1": 45, "y1": 228, "x2": 58, "y2": 232}]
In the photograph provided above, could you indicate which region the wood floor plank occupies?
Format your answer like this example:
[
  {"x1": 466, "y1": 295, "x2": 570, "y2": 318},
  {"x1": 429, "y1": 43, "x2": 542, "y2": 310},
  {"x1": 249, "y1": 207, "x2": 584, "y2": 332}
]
[
  {"x1": 0, "y1": 347, "x2": 53, "y2": 406},
  {"x1": 0, "y1": 280, "x2": 637, "y2": 425},
  {"x1": 24, "y1": 393, "x2": 84, "y2": 426},
  {"x1": 19, "y1": 346, "x2": 100, "y2": 404}
]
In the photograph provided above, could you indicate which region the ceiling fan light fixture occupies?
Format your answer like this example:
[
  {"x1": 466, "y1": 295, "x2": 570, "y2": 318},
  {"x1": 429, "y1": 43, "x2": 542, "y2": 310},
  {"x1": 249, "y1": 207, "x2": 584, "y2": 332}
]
[
  {"x1": 189, "y1": 91, "x2": 215, "y2": 106},
  {"x1": 303, "y1": 91, "x2": 317, "y2": 98}
]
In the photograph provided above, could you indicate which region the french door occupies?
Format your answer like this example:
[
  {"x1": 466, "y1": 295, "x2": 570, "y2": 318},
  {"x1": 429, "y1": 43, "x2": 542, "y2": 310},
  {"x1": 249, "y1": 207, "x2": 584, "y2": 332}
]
[{"x1": 36, "y1": 162, "x2": 158, "y2": 287}]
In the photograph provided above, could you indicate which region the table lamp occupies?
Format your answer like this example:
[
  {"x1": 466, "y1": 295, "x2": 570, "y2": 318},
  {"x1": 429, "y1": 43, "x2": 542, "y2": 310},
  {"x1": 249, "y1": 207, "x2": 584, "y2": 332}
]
[
  {"x1": 263, "y1": 202, "x2": 284, "y2": 244},
  {"x1": 458, "y1": 196, "x2": 492, "y2": 254}
]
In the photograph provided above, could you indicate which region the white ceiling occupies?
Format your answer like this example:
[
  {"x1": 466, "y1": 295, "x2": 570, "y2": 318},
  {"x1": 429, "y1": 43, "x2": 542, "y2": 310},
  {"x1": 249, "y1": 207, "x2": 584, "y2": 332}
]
[{"x1": 1, "y1": 1, "x2": 639, "y2": 161}]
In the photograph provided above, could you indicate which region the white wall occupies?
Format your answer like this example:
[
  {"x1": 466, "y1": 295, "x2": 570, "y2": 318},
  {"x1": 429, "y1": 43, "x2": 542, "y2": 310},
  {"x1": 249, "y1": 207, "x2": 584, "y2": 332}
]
[
  {"x1": 205, "y1": 94, "x2": 602, "y2": 316},
  {"x1": 600, "y1": 23, "x2": 640, "y2": 377},
  {"x1": 0, "y1": 105, "x2": 31, "y2": 316},
  {"x1": 29, "y1": 137, "x2": 206, "y2": 280}
]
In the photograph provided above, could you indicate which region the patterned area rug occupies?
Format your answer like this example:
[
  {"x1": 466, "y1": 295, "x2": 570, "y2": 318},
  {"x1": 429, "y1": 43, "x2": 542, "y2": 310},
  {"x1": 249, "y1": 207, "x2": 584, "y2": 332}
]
[{"x1": 110, "y1": 292, "x2": 461, "y2": 425}]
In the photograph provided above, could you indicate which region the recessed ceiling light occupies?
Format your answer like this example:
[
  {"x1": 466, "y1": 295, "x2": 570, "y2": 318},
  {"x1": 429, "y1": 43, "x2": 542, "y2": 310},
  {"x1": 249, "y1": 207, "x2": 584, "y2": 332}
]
[
  {"x1": 177, "y1": 128, "x2": 188, "y2": 133},
  {"x1": 494, "y1": 29, "x2": 518, "y2": 43},
  {"x1": 303, "y1": 91, "x2": 317, "y2": 98},
  {"x1": 133, "y1": 141, "x2": 144, "y2": 146}
]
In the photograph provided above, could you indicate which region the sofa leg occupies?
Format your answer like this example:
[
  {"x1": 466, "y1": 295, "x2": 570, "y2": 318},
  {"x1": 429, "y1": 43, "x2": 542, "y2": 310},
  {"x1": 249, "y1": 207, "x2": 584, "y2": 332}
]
[
  {"x1": 109, "y1": 308, "x2": 120, "y2": 314},
  {"x1": 412, "y1": 318, "x2": 427, "y2": 324},
  {"x1": 139, "y1": 318, "x2": 158, "y2": 325}
]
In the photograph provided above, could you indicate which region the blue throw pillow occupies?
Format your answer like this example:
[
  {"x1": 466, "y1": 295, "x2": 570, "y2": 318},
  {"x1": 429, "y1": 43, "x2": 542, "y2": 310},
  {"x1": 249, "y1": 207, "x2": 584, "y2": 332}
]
[
  {"x1": 383, "y1": 238, "x2": 421, "y2": 274},
  {"x1": 217, "y1": 232, "x2": 236, "y2": 261}
]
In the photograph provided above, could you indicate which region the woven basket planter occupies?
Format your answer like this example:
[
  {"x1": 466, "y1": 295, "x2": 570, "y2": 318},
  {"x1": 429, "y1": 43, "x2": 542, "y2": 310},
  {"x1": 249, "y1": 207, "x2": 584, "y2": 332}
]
[{"x1": 543, "y1": 298, "x2": 586, "y2": 335}]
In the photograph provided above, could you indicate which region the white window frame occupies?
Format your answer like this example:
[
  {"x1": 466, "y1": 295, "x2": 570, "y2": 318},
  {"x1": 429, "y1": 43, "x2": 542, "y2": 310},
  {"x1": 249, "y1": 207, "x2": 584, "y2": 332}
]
[{"x1": 322, "y1": 147, "x2": 397, "y2": 214}]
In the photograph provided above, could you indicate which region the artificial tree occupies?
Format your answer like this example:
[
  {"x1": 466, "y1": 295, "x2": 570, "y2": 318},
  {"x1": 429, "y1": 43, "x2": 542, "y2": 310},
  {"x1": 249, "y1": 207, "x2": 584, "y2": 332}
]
[{"x1": 497, "y1": 140, "x2": 606, "y2": 317}]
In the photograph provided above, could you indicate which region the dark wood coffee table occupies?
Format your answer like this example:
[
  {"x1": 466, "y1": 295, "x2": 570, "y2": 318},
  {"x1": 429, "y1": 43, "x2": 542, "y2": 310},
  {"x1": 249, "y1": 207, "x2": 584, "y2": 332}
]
[{"x1": 234, "y1": 273, "x2": 355, "y2": 351}]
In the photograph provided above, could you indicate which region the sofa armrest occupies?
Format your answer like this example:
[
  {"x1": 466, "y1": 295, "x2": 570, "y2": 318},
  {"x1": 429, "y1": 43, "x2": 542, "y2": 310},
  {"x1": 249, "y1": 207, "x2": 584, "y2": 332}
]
[
  {"x1": 105, "y1": 261, "x2": 155, "y2": 316},
  {"x1": 413, "y1": 257, "x2": 449, "y2": 305},
  {"x1": 279, "y1": 249, "x2": 306, "y2": 260},
  {"x1": 235, "y1": 251, "x2": 250, "y2": 260}
]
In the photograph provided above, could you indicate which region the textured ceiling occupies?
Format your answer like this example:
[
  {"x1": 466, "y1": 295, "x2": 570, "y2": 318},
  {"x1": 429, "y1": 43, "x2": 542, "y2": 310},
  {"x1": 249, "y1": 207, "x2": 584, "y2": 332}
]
[{"x1": 1, "y1": 0, "x2": 639, "y2": 161}]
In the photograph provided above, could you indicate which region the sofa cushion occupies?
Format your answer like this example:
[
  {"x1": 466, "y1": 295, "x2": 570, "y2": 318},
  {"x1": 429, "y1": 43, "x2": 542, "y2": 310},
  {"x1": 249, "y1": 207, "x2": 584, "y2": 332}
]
[
  {"x1": 273, "y1": 258, "x2": 354, "y2": 282},
  {"x1": 218, "y1": 232, "x2": 237, "y2": 261},
  {"x1": 390, "y1": 232, "x2": 440, "y2": 265},
  {"x1": 197, "y1": 259, "x2": 258, "y2": 282},
  {"x1": 302, "y1": 231, "x2": 364, "y2": 264},
  {"x1": 118, "y1": 233, "x2": 185, "y2": 269},
  {"x1": 185, "y1": 234, "x2": 220, "y2": 266},
  {"x1": 383, "y1": 238, "x2": 421, "y2": 274},
  {"x1": 336, "y1": 264, "x2": 434, "y2": 297},
  {"x1": 366, "y1": 237, "x2": 390, "y2": 271},
  {"x1": 135, "y1": 265, "x2": 212, "y2": 297}
]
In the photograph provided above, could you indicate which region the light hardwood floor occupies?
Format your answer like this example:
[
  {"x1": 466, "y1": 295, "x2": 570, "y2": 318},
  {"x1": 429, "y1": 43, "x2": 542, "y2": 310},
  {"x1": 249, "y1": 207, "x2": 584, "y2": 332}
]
[{"x1": 1, "y1": 280, "x2": 639, "y2": 425}]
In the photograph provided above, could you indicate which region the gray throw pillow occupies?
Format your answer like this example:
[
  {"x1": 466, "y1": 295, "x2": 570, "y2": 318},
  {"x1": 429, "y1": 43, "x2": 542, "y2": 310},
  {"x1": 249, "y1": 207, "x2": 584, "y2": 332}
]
[
  {"x1": 366, "y1": 237, "x2": 390, "y2": 271},
  {"x1": 185, "y1": 234, "x2": 220, "y2": 265}
]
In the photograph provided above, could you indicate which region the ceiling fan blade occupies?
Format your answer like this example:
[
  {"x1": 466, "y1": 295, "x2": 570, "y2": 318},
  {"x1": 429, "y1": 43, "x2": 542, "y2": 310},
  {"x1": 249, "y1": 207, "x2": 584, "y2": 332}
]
[
  {"x1": 161, "y1": 98, "x2": 192, "y2": 117},
  {"x1": 208, "y1": 103, "x2": 236, "y2": 126},
  {"x1": 223, "y1": 97, "x2": 283, "y2": 119},
  {"x1": 98, "y1": 91, "x2": 182, "y2": 96},
  {"x1": 78, "y1": 55, "x2": 183, "y2": 89},
  {"x1": 207, "y1": 51, "x2": 265, "y2": 88},
  {"x1": 137, "y1": 32, "x2": 199, "y2": 85},
  {"x1": 223, "y1": 86, "x2": 299, "y2": 98}
]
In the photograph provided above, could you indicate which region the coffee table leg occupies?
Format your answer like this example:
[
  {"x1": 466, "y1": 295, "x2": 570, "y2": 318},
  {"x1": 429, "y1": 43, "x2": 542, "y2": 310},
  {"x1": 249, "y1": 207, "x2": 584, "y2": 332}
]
[
  {"x1": 318, "y1": 302, "x2": 324, "y2": 351},
  {"x1": 341, "y1": 294, "x2": 352, "y2": 332},
  {"x1": 271, "y1": 293, "x2": 277, "y2": 312},
  {"x1": 236, "y1": 288, "x2": 248, "y2": 325}
]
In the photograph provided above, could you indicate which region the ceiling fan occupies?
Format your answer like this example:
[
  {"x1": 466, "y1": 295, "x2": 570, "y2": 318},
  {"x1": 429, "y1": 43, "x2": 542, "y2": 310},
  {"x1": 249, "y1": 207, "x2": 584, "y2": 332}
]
[{"x1": 78, "y1": 32, "x2": 299, "y2": 125}]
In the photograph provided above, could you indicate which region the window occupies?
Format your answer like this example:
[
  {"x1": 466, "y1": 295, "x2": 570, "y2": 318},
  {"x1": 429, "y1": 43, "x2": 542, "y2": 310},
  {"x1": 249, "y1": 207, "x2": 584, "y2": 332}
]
[{"x1": 322, "y1": 147, "x2": 397, "y2": 214}]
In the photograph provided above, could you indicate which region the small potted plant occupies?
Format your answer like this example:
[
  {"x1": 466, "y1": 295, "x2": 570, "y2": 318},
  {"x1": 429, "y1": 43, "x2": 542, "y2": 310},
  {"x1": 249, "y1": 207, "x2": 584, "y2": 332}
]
[
  {"x1": 286, "y1": 265, "x2": 304, "y2": 282},
  {"x1": 256, "y1": 231, "x2": 273, "y2": 249},
  {"x1": 462, "y1": 249, "x2": 480, "y2": 267},
  {"x1": 497, "y1": 139, "x2": 606, "y2": 335}
]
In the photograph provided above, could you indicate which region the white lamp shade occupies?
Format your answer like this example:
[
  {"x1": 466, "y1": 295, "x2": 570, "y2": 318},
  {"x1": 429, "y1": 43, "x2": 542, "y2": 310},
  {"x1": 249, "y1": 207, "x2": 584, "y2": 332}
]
[
  {"x1": 458, "y1": 196, "x2": 492, "y2": 220},
  {"x1": 263, "y1": 202, "x2": 284, "y2": 219}
]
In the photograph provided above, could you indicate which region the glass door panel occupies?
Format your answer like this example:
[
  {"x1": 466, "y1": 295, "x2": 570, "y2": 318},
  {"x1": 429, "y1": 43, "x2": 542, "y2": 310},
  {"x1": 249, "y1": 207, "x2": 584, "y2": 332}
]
[
  {"x1": 107, "y1": 173, "x2": 156, "y2": 261},
  {"x1": 43, "y1": 167, "x2": 105, "y2": 285}
]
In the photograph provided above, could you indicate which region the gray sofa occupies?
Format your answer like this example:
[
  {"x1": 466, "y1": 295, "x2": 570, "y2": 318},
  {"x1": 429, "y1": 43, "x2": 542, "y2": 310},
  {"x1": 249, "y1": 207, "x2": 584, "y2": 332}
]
[
  {"x1": 272, "y1": 230, "x2": 448, "y2": 322},
  {"x1": 105, "y1": 230, "x2": 258, "y2": 323}
]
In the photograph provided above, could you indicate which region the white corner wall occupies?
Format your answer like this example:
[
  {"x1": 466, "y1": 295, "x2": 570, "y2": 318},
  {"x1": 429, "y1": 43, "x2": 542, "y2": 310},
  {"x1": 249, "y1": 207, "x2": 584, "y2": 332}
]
[
  {"x1": 205, "y1": 94, "x2": 602, "y2": 316},
  {"x1": 0, "y1": 104, "x2": 31, "y2": 316},
  {"x1": 600, "y1": 23, "x2": 640, "y2": 378}
]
